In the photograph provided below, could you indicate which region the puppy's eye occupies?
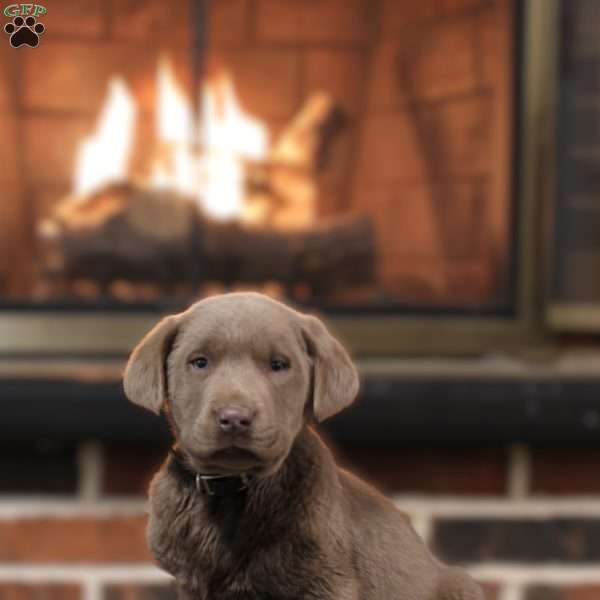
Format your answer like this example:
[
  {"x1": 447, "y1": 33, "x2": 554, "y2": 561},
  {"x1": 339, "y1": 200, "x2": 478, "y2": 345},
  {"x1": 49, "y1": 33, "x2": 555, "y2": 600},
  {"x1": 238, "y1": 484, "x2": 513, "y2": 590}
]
[
  {"x1": 270, "y1": 358, "x2": 290, "y2": 372},
  {"x1": 190, "y1": 356, "x2": 208, "y2": 369}
]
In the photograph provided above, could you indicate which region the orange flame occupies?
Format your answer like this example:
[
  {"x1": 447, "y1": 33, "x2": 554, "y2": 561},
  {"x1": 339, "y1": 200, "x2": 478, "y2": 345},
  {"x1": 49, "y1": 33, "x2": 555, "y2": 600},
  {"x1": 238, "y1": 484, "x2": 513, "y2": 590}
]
[
  {"x1": 73, "y1": 59, "x2": 270, "y2": 224},
  {"x1": 199, "y1": 71, "x2": 269, "y2": 220},
  {"x1": 74, "y1": 77, "x2": 136, "y2": 196},
  {"x1": 151, "y1": 59, "x2": 198, "y2": 199}
]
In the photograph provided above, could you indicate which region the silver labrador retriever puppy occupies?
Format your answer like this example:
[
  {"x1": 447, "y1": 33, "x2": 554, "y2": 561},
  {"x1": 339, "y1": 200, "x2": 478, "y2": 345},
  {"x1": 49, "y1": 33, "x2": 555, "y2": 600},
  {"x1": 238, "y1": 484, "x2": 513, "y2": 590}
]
[{"x1": 124, "y1": 292, "x2": 484, "y2": 600}]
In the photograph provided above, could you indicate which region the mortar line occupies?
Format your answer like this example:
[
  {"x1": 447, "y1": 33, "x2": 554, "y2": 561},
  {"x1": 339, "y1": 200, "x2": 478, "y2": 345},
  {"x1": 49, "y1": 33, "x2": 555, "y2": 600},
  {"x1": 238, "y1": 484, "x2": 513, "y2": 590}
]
[
  {"x1": 499, "y1": 582, "x2": 523, "y2": 600},
  {"x1": 507, "y1": 443, "x2": 532, "y2": 499},
  {"x1": 0, "y1": 565, "x2": 169, "y2": 581},
  {"x1": 77, "y1": 441, "x2": 104, "y2": 502}
]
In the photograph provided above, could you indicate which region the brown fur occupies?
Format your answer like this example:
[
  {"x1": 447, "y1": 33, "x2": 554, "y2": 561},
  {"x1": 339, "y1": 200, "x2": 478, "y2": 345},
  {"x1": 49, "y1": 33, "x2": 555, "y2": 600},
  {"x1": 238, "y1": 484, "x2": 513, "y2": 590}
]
[{"x1": 124, "y1": 292, "x2": 484, "y2": 600}]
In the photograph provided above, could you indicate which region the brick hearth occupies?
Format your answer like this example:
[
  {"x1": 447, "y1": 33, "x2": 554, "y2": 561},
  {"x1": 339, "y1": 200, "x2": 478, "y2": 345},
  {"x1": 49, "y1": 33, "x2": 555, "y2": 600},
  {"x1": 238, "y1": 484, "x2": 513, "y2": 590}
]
[{"x1": 3, "y1": 438, "x2": 600, "y2": 599}]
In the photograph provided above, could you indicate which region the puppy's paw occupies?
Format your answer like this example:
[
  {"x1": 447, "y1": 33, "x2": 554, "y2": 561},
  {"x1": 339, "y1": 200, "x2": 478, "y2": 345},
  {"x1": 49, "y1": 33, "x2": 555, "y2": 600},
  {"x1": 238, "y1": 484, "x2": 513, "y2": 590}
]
[{"x1": 436, "y1": 567, "x2": 486, "y2": 600}]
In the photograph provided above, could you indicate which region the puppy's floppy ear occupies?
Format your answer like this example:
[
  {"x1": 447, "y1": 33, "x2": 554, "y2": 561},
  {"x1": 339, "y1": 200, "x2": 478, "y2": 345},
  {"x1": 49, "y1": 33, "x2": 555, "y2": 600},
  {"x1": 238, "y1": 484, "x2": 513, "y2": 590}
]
[
  {"x1": 301, "y1": 314, "x2": 359, "y2": 422},
  {"x1": 123, "y1": 315, "x2": 181, "y2": 414}
]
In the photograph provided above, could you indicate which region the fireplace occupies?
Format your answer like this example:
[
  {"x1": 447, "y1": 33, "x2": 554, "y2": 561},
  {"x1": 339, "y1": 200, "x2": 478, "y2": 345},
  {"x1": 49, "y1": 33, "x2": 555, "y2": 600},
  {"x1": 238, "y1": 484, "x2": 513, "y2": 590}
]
[{"x1": 0, "y1": 0, "x2": 526, "y2": 356}]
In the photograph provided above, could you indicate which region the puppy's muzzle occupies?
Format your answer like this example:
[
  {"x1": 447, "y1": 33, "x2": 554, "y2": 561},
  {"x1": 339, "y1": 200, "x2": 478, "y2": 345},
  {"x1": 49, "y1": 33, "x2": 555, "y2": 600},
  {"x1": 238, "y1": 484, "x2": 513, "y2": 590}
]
[{"x1": 217, "y1": 406, "x2": 256, "y2": 435}]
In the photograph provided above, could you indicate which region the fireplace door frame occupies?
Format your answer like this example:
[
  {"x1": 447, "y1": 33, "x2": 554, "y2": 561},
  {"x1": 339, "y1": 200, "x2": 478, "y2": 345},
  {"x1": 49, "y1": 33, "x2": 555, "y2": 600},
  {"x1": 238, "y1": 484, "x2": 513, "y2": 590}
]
[{"x1": 0, "y1": 1, "x2": 553, "y2": 359}]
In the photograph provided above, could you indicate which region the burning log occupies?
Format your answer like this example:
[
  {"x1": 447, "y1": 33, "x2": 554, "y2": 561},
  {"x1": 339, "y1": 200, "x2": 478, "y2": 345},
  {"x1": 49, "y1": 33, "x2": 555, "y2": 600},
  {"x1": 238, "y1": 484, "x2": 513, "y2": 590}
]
[
  {"x1": 270, "y1": 92, "x2": 346, "y2": 170},
  {"x1": 244, "y1": 92, "x2": 346, "y2": 229},
  {"x1": 36, "y1": 63, "x2": 371, "y2": 302},
  {"x1": 39, "y1": 182, "x2": 375, "y2": 300}
]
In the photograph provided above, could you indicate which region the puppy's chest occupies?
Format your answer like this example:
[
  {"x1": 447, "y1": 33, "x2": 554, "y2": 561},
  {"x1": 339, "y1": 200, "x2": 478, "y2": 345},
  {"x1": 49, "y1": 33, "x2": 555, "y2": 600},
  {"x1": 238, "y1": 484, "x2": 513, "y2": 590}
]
[{"x1": 151, "y1": 492, "x2": 335, "y2": 600}]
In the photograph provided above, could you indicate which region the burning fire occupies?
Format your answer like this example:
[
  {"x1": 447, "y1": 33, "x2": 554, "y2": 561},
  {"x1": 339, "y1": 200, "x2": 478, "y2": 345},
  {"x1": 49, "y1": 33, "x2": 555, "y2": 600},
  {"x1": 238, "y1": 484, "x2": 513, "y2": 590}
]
[
  {"x1": 72, "y1": 58, "x2": 269, "y2": 222},
  {"x1": 151, "y1": 59, "x2": 197, "y2": 199},
  {"x1": 74, "y1": 77, "x2": 136, "y2": 197},
  {"x1": 199, "y1": 71, "x2": 268, "y2": 220}
]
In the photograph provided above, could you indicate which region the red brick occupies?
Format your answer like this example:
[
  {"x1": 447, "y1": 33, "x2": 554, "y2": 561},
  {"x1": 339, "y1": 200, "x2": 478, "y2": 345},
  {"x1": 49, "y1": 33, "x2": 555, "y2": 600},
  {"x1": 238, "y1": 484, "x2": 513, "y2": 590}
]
[
  {"x1": 23, "y1": 41, "x2": 191, "y2": 113},
  {"x1": 111, "y1": 0, "x2": 192, "y2": 43},
  {"x1": 0, "y1": 516, "x2": 150, "y2": 562},
  {"x1": 104, "y1": 584, "x2": 177, "y2": 600},
  {"x1": 0, "y1": 115, "x2": 19, "y2": 181},
  {"x1": 438, "y1": 0, "x2": 485, "y2": 16},
  {"x1": 526, "y1": 585, "x2": 600, "y2": 600},
  {"x1": 0, "y1": 584, "x2": 81, "y2": 600},
  {"x1": 379, "y1": 0, "x2": 438, "y2": 36},
  {"x1": 379, "y1": 255, "x2": 451, "y2": 303},
  {"x1": 369, "y1": 17, "x2": 478, "y2": 110},
  {"x1": 208, "y1": 0, "x2": 249, "y2": 46},
  {"x1": 408, "y1": 18, "x2": 478, "y2": 101},
  {"x1": 352, "y1": 177, "x2": 497, "y2": 304},
  {"x1": 305, "y1": 49, "x2": 368, "y2": 116},
  {"x1": 23, "y1": 41, "x2": 142, "y2": 112},
  {"x1": 378, "y1": 254, "x2": 494, "y2": 305},
  {"x1": 32, "y1": 184, "x2": 72, "y2": 220},
  {"x1": 354, "y1": 179, "x2": 489, "y2": 259},
  {"x1": 480, "y1": 582, "x2": 501, "y2": 600},
  {"x1": 355, "y1": 112, "x2": 427, "y2": 183},
  {"x1": 339, "y1": 445, "x2": 507, "y2": 495},
  {"x1": 42, "y1": 0, "x2": 106, "y2": 37},
  {"x1": 531, "y1": 447, "x2": 600, "y2": 495},
  {"x1": 353, "y1": 184, "x2": 442, "y2": 260},
  {"x1": 478, "y1": 0, "x2": 513, "y2": 88},
  {"x1": 423, "y1": 95, "x2": 491, "y2": 175},
  {"x1": 24, "y1": 116, "x2": 93, "y2": 185},
  {"x1": 318, "y1": 125, "x2": 357, "y2": 188},
  {"x1": 435, "y1": 179, "x2": 490, "y2": 259},
  {"x1": 0, "y1": 182, "x2": 32, "y2": 297},
  {"x1": 103, "y1": 442, "x2": 168, "y2": 496},
  {"x1": 366, "y1": 41, "x2": 407, "y2": 112},
  {"x1": 223, "y1": 48, "x2": 301, "y2": 120},
  {"x1": 357, "y1": 94, "x2": 494, "y2": 183},
  {"x1": 316, "y1": 185, "x2": 346, "y2": 219},
  {"x1": 435, "y1": 518, "x2": 600, "y2": 563},
  {"x1": 256, "y1": 0, "x2": 372, "y2": 44},
  {"x1": 561, "y1": 587, "x2": 600, "y2": 600},
  {"x1": 0, "y1": 45, "x2": 15, "y2": 108},
  {"x1": 445, "y1": 258, "x2": 495, "y2": 304}
]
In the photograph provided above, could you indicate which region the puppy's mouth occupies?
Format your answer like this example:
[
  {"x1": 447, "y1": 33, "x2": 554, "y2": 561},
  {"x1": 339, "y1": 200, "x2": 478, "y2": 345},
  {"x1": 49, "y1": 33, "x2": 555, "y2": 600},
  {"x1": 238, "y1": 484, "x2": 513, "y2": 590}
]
[
  {"x1": 188, "y1": 443, "x2": 282, "y2": 475},
  {"x1": 185, "y1": 432, "x2": 284, "y2": 475},
  {"x1": 211, "y1": 447, "x2": 260, "y2": 463},
  {"x1": 192, "y1": 445, "x2": 265, "y2": 474}
]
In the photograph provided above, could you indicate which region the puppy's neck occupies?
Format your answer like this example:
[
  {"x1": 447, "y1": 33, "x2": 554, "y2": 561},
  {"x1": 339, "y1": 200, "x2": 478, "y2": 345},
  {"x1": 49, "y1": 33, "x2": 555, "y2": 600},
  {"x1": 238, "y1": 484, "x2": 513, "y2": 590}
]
[{"x1": 169, "y1": 427, "x2": 334, "y2": 514}]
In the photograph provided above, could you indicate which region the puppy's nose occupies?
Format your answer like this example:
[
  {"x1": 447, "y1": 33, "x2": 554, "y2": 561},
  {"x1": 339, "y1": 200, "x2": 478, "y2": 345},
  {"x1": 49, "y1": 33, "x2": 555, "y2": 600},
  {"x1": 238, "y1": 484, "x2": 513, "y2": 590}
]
[{"x1": 217, "y1": 406, "x2": 255, "y2": 434}]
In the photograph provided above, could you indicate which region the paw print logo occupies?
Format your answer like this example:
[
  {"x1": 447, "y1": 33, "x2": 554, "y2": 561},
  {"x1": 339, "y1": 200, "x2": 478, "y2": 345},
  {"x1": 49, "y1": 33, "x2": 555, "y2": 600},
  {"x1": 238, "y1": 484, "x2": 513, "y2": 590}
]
[{"x1": 4, "y1": 16, "x2": 45, "y2": 48}]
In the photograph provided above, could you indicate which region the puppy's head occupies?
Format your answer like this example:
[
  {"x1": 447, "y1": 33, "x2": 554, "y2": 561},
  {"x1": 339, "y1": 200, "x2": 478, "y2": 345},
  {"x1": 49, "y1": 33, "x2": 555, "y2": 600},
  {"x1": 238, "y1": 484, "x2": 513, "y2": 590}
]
[{"x1": 124, "y1": 292, "x2": 359, "y2": 476}]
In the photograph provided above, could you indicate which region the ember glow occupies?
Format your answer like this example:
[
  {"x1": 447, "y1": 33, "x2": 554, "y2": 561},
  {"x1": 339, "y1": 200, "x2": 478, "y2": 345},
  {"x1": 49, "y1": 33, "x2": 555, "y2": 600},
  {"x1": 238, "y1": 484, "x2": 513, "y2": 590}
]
[
  {"x1": 73, "y1": 77, "x2": 136, "y2": 197},
  {"x1": 72, "y1": 58, "x2": 270, "y2": 222}
]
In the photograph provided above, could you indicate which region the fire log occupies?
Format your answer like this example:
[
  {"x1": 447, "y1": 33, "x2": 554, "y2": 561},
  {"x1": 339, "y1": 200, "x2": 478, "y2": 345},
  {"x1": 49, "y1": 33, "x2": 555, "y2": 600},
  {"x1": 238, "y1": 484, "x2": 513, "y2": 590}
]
[
  {"x1": 39, "y1": 182, "x2": 375, "y2": 300},
  {"x1": 244, "y1": 92, "x2": 347, "y2": 229}
]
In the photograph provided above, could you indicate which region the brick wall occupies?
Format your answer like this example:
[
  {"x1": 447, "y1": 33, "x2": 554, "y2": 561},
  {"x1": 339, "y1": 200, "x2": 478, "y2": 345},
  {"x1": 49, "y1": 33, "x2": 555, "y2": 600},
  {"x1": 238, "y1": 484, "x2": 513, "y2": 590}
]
[
  {"x1": 1, "y1": 0, "x2": 514, "y2": 308},
  {"x1": 2, "y1": 438, "x2": 600, "y2": 599}
]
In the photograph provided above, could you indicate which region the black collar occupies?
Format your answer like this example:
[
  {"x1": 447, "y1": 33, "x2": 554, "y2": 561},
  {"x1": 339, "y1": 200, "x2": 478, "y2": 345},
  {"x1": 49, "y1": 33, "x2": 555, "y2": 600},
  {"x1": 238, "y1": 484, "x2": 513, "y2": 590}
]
[{"x1": 170, "y1": 448, "x2": 252, "y2": 497}]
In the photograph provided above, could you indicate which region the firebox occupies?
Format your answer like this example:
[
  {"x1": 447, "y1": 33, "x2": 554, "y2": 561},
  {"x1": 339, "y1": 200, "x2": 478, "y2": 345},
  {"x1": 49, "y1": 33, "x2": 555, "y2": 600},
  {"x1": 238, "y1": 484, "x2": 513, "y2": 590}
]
[{"x1": 0, "y1": 0, "x2": 539, "y2": 357}]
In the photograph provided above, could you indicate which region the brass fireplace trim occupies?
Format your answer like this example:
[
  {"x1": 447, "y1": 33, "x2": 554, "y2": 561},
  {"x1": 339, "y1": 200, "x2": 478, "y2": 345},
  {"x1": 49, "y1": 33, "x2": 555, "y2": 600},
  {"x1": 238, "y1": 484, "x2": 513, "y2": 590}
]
[{"x1": 0, "y1": 0, "x2": 554, "y2": 359}]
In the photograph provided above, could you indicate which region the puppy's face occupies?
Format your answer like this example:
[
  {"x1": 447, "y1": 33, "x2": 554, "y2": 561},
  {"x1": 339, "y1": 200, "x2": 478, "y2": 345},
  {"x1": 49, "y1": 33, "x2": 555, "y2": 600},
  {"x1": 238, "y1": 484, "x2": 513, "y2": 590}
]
[
  {"x1": 167, "y1": 295, "x2": 312, "y2": 475},
  {"x1": 124, "y1": 293, "x2": 359, "y2": 477}
]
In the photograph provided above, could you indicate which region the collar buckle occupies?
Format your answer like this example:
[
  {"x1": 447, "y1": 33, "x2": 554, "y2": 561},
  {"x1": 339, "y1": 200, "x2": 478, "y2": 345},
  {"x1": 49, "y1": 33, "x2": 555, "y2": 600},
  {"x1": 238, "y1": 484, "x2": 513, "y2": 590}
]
[{"x1": 195, "y1": 473, "x2": 252, "y2": 495}]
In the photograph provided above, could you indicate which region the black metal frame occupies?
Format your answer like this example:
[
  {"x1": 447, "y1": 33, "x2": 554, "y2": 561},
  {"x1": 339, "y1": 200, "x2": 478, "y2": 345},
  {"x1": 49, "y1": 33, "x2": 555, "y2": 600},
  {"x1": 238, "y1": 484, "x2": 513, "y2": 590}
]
[{"x1": 3, "y1": 371, "x2": 600, "y2": 444}]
